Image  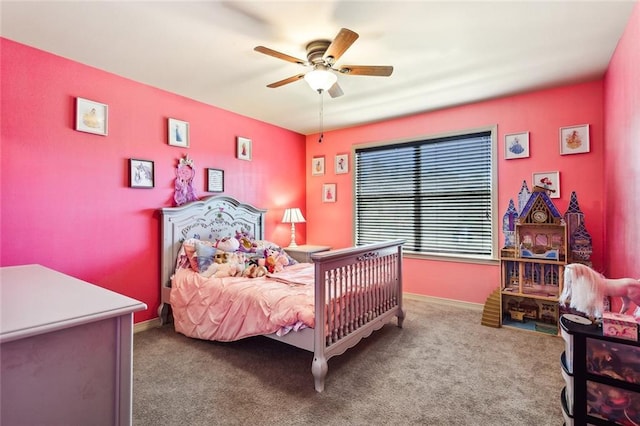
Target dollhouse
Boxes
[499,181,593,334]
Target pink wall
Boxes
[0,39,306,322]
[306,81,606,304]
[604,2,640,281]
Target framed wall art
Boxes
[335,154,349,174]
[168,118,189,147]
[75,97,108,135]
[504,132,530,159]
[322,183,336,203]
[532,171,560,199]
[312,156,325,176]
[206,168,224,192]
[560,124,590,155]
[129,159,154,188]
[236,136,252,161]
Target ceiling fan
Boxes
[254,28,393,98]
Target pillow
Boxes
[175,238,203,271]
[195,240,218,272]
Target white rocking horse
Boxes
[559,263,640,318]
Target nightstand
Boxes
[284,245,331,263]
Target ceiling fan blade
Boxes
[323,28,359,63]
[266,74,305,88]
[254,46,306,65]
[328,82,344,98]
[338,65,394,76]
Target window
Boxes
[355,128,496,259]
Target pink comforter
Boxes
[170,263,316,341]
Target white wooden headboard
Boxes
[158,195,266,322]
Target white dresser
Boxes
[0,265,147,426]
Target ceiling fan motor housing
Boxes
[306,40,332,64]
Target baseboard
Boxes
[404,292,483,311]
[134,317,162,334]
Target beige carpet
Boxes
[132,297,565,425]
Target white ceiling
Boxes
[1,1,635,135]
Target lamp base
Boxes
[288,223,298,248]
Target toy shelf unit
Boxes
[499,183,592,335]
[560,315,640,426]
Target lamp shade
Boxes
[282,208,306,224]
[304,69,337,92]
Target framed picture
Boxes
[504,132,530,159]
[75,97,108,135]
[168,118,189,148]
[560,124,590,155]
[322,183,336,203]
[335,154,349,174]
[312,156,325,176]
[532,171,560,199]
[236,136,252,161]
[129,159,154,188]
[206,168,224,192]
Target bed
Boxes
[158,195,405,392]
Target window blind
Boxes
[355,131,494,258]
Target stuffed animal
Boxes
[215,237,240,253]
[242,263,267,278]
[214,250,228,264]
[199,250,245,278]
[235,231,256,252]
[263,248,289,273]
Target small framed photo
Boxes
[129,159,154,189]
[168,118,189,148]
[560,124,590,155]
[532,171,560,199]
[75,97,108,135]
[335,154,349,174]
[322,183,336,203]
[312,156,325,176]
[206,168,224,192]
[236,137,252,161]
[504,132,530,159]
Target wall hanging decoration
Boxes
[75,97,108,135]
[236,136,252,161]
[168,118,189,148]
[129,159,154,188]
[532,171,560,198]
[322,183,336,202]
[560,124,590,155]
[335,154,349,174]
[312,156,325,176]
[206,168,224,192]
[504,132,530,159]
[174,155,198,206]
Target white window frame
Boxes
[354,126,498,262]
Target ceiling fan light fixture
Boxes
[304,69,337,92]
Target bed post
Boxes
[312,250,328,392]
[396,243,405,328]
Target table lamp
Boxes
[282,208,306,247]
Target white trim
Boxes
[404,292,483,311]
[134,318,161,334]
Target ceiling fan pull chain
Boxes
[318,90,324,143]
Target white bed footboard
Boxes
[309,240,405,392]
